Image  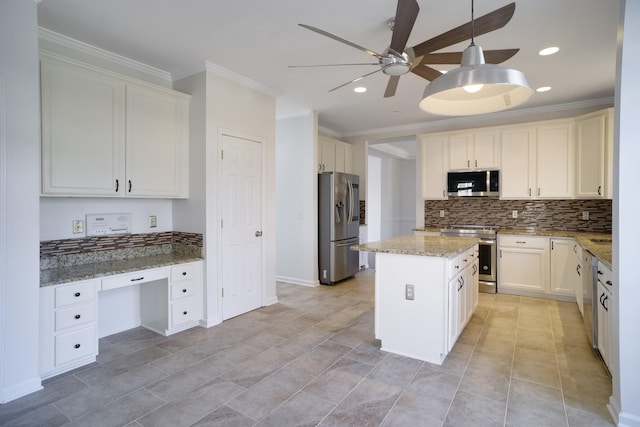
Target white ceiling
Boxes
[37,0,619,137]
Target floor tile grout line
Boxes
[548,298,572,427]
[503,294,520,427]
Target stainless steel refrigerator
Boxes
[318,171,360,285]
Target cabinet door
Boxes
[576,114,606,198]
[420,135,448,199]
[536,122,574,198]
[597,282,610,367]
[449,133,472,170]
[344,144,354,174]
[550,239,575,296]
[473,130,500,169]
[334,142,346,173]
[447,275,460,351]
[319,138,336,172]
[500,127,536,199]
[499,244,549,293]
[41,56,125,196]
[125,84,189,197]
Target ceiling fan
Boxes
[291,0,519,98]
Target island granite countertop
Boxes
[41,253,203,287]
[351,234,478,258]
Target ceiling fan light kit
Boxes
[419,44,532,116]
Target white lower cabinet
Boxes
[40,260,203,379]
[596,262,613,370]
[550,238,577,297]
[498,235,550,294]
[39,279,99,379]
[446,248,478,352]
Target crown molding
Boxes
[339,97,615,139]
[37,27,172,83]
[173,61,278,98]
[276,109,314,121]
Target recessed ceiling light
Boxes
[354,86,367,93]
[539,47,559,56]
[536,86,552,92]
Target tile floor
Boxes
[0,269,614,426]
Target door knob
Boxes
[255,231,263,237]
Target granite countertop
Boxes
[41,253,203,287]
[351,234,479,258]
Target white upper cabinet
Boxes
[500,120,573,199]
[41,55,125,196]
[40,54,190,198]
[575,108,613,199]
[318,135,353,174]
[419,134,448,200]
[125,83,189,197]
[448,130,500,170]
[500,127,536,199]
[536,121,574,199]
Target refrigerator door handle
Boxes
[335,239,359,248]
[347,179,353,224]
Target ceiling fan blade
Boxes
[412,2,516,57]
[328,69,382,92]
[410,64,443,82]
[299,24,383,59]
[384,76,401,98]
[288,63,379,68]
[389,0,420,54]
[421,48,520,64]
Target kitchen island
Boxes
[352,235,479,364]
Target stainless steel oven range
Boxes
[441,225,498,294]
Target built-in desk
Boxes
[39,257,203,379]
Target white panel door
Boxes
[221,134,263,320]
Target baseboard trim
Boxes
[0,377,42,404]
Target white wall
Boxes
[0,0,42,402]
[40,198,173,240]
[275,112,318,286]
[613,1,640,424]
[174,67,277,326]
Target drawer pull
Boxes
[516,241,526,244]
[75,314,81,320]
[74,344,81,349]
[606,280,612,286]
[182,272,187,276]
[182,288,187,293]
[183,311,188,315]
[130,277,145,282]
[597,270,603,275]
[74,292,81,297]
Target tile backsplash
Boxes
[425,199,612,233]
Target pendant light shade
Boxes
[419,45,532,115]
[419,1,532,116]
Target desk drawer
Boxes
[171,298,199,327]
[102,267,168,291]
[55,327,96,366]
[55,281,96,308]
[170,281,197,300]
[171,263,198,282]
[55,304,95,331]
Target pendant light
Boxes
[419,0,532,116]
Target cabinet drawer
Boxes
[170,263,198,282]
[102,267,168,291]
[499,235,548,249]
[55,282,96,308]
[171,298,199,327]
[449,255,463,278]
[170,281,197,300]
[55,327,96,366]
[55,304,95,331]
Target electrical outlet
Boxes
[405,284,415,300]
[439,210,445,218]
[149,215,157,228]
[512,210,518,219]
[583,211,589,220]
[72,219,84,234]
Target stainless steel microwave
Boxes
[447,170,499,197]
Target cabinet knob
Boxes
[182,288,187,293]
[182,271,187,276]
[183,311,188,315]
[74,292,81,297]
[75,314,81,320]
[74,344,81,349]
